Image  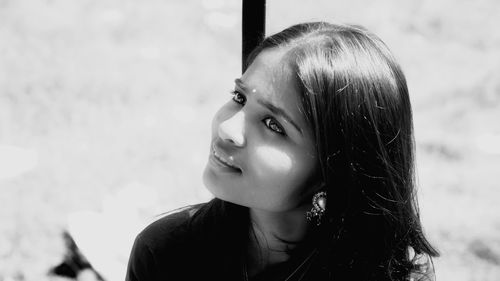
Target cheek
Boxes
[250,145,316,210]
[254,145,293,175]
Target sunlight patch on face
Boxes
[255,145,293,172]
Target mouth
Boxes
[211,144,241,172]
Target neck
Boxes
[246,204,312,276]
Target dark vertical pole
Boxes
[242,0,266,74]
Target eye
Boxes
[230,90,246,105]
[264,117,285,135]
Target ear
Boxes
[299,180,325,206]
[313,181,326,193]
[305,181,325,198]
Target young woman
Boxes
[125,22,438,281]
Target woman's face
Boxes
[203,49,320,212]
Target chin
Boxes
[202,169,242,206]
[202,166,225,199]
[202,166,214,191]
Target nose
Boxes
[218,111,246,147]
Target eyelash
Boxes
[229,90,286,135]
[230,90,246,105]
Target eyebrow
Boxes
[235,78,303,135]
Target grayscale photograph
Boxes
[0,0,499,280]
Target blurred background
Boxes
[0,0,499,280]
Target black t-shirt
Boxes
[126,201,434,281]
[125,204,218,281]
[124,203,323,281]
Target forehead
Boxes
[241,49,306,126]
[242,49,297,100]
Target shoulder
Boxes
[136,203,205,254]
[125,203,205,281]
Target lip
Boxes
[210,143,241,172]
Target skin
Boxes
[202,48,323,275]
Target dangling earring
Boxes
[306,191,327,226]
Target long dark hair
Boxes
[191,22,438,281]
